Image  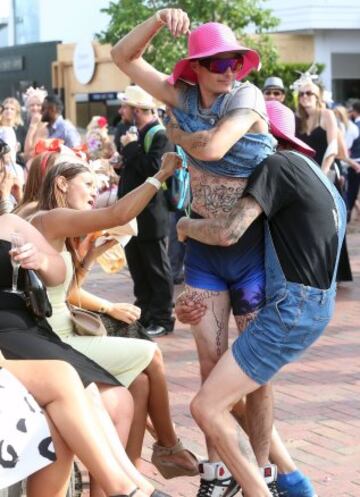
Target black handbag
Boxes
[23,269,53,319]
[96,313,153,341]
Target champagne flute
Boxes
[8,232,25,294]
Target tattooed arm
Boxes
[177,195,263,246]
[166,108,260,161]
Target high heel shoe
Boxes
[151,438,200,479]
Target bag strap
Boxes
[143,124,165,153]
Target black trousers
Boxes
[125,237,174,330]
[346,166,360,221]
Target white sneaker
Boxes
[196,461,240,497]
[262,464,280,497]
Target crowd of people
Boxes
[0,6,359,497]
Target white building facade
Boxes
[266,0,360,101]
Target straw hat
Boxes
[119,85,156,110]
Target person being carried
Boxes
[175,100,346,497]
[110,8,296,497]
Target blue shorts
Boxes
[232,282,336,384]
[184,216,265,315]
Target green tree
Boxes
[97,0,280,74]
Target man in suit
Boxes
[118,85,175,337]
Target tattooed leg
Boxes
[183,285,230,460]
[233,312,274,467]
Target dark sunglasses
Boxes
[264,89,283,97]
[299,90,317,98]
[198,56,244,74]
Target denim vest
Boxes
[172,84,276,178]
[265,151,346,304]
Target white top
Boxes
[345,120,359,150]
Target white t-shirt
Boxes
[345,120,359,150]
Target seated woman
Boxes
[0,357,171,497]
[17,153,198,477]
[0,147,156,495]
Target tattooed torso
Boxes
[190,165,248,218]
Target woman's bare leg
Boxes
[27,417,73,497]
[143,347,198,470]
[4,359,146,497]
[85,383,155,496]
[127,373,150,467]
[89,385,134,497]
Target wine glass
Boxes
[7,232,25,294]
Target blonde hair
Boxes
[334,105,350,129]
[296,82,323,134]
[86,128,115,160]
[0,98,23,127]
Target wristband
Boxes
[145,177,161,191]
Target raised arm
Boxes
[177,195,263,246]
[111,9,189,107]
[166,108,262,161]
[32,152,182,240]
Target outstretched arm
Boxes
[111,9,189,107]
[32,152,182,241]
[177,195,263,246]
[166,108,261,161]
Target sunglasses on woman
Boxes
[299,91,317,98]
[198,56,244,74]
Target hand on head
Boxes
[156,9,190,37]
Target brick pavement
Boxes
[83,228,360,497]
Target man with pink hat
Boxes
[176,100,346,497]
[111,9,305,497]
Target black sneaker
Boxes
[262,464,281,497]
[197,461,240,497]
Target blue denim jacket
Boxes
[172,83,276,178]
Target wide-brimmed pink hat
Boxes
[265,101,315,157]
[168,22,260,85]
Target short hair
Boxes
[352,100,360,114]
[44,94,64,113]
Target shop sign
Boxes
[89,92,118,101]
[73,41,95,85]
[0,55,23,73]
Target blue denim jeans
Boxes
[232,152,347,384]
